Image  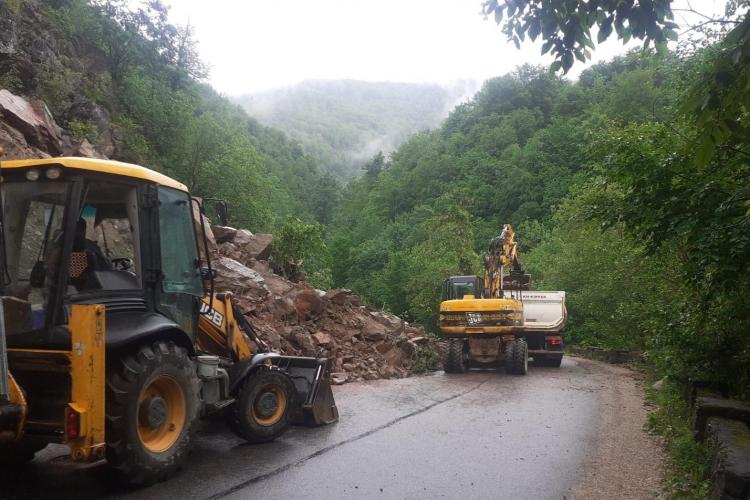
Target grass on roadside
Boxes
[645,378,713,499]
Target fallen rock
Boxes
[66,138,105,159]
[212,225,238,244]
[0,89,62,154]
[213,256,267,298]
[360,316,389,341]
[324,288,354,306]
[294,288,325,321]
[233,232,272,261]
[312,331,332,346]
[331,372,348,385]
[267,296,296,321]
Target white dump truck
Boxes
[521,291,567,367]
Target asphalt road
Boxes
[1,357,638,500]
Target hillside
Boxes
[234,79,479,179]
[0,0,337,228]
[326,52,750,400]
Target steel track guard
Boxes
[274,356,339,426]
[65,304,106,462]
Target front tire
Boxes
[105,341,200,486]
[507,338,528,375]
[443,339,467,373]
[226,368,296,443]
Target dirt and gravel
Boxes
[571,358,664,499]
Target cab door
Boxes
[155,186,203,335]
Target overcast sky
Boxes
[164,0,728,96]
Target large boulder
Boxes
[236,232,273,261]
[213,256,267,299]
[293,288,326,321]
[212,225,238,244]
[0,89,63,154]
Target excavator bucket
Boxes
[274,356,339,426]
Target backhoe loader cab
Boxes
[0,157,337,485]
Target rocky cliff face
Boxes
[0,89,440,384]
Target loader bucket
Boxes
[274,356,339,426]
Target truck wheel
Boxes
[443,339,467,373]
[226,368,295,443]
[537,355,563,368]
[507,339,528,375]
[0,440,47,465]
[105,341,200,486]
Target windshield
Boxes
[442,278,481,300]
[1,181,69,310]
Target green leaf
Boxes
[494,8,503,24]
[550,60,563,73]
[562,51,574,73]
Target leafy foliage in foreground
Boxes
[646,380,713,498]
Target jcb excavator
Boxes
[439,224,566,374]
[0,155,337,485]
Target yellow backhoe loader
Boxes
[0,155,337,485]
[439,224,566,374]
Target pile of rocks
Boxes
[207,225,438,384]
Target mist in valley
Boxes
[233,79,480,179]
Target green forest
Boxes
[2,0,749,399]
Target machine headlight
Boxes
[45,167,61,179]
[25,169,40,181]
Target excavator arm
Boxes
[484,224,527,299]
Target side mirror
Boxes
[200,267,217,280]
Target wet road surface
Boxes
[2,357,616,500]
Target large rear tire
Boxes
[105,341,200,486]
[443,339,467,373]
[226,368,296,443]
[507,338,528,375]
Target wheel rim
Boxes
[251,384,287,426]
[138,375,187,453]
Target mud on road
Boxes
[0,356,663,500]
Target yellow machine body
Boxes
[439,296,522,336]
[0,156,336,481]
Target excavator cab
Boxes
[0,157,337,484]
[441,276,484,300]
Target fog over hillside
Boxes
[233,79,479,179]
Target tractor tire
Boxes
[225,368,296,443]
[507,338,528,375]
[105,341,200,486]
[0,440,47,465]
[536,355,563,368]
[443,339,467,373]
